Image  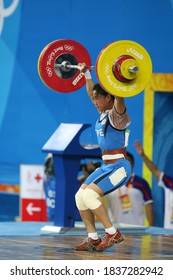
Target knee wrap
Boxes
[75,188,88,210]
[82,188,102,210]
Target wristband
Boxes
[84,70,92,79]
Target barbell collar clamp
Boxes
[128,66,139,73]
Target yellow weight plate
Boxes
[96,40,152,97]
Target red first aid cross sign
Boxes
[20,164,48,221]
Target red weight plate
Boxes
[38,39,92,93]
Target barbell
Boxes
[37,39,152,97]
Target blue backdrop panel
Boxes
[0,193,19,221]
[153,92,173,227]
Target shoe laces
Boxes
[100,233,107,241]
[101,232,117,241]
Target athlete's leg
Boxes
[75,184,97,233]
[84,183,113,228]
[80,162,131,250]
[75,184,101,250]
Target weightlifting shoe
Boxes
[96,229,124,251]
[74,237,102,251]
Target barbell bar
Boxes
[54,62,95,71]
[54,61,138,73]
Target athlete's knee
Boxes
[75,188,88,210]
[82,188,102,210]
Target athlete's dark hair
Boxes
[93,83,115,101]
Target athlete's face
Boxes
[92,93,112,112]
